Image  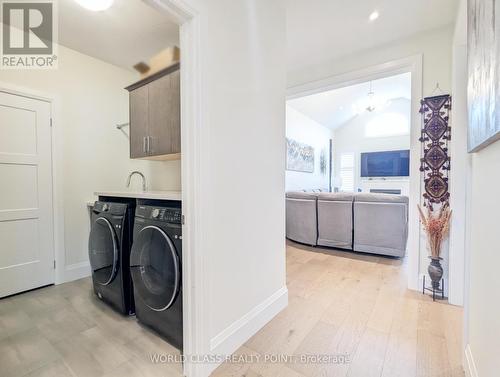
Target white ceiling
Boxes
[287,72,411,130]
[58,0,458,74]
[287,0,459,73]
[59,0,179,71]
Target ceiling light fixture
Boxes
[74,0,114,11]
[366,81,376,112]
[369,11,379,21]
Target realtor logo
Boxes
[1,0,58,69]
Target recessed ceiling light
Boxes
[74,0,114,11]
[369,11,379,21]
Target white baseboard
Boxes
[206,286,288,374]
[63,261,91,283]
[464,344,478,377]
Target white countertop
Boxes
[94,190,182,201]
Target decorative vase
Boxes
[428,257,443,290]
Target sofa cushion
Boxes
[353,193,409,257]
[317,199,353,249]
[286,191,318,200]
[354,193,409,204]
[286,193,318,245]
[317,192,354,202]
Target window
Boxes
[340,153,354,192]
[365,113,409,138]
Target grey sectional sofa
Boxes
[286,191,409,257]
[353,193,409,257]
[285,191,318,246]
[317,192,353,249]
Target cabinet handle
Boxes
[148,136,153,154]
[143,137,147,153]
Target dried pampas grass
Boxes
[418,203,452,258]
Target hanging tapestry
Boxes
[419,94,452,208]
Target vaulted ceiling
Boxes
[287,72,411,129]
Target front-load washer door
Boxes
[130,225,180,312]
[89,217,119,285]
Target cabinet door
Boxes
[148,69,181,156]
[129,85,149,158]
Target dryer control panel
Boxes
[136,205,182,224]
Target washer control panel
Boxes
[151,208,160,218]
[93,201,127,216]
[136,205,182,224]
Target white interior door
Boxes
[0,91,54,297]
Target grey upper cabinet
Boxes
[129,84,149,159]
[126,63,180,160]
[148,69,181,156]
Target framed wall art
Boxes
[286,138,315,173]
[468,0,500,152]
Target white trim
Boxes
[286,55,423,291]
[0,84,55,103]
[210,286,288,354]
[287,55,422,99]
[145,1,207,376]
[464,344,479,377]
[448,42,469,306]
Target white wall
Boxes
[288,26,453,96]
[203,0,286,351]
[0,45,181,281]
[285,105,331,191]
[332,98,410,195]
[454,0,500,375]
[180,1,287,375]
[466,142,500,377]
[449,0,469,307]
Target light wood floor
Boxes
[214,241,464,377]
[0,277,183,377]
[0,242,463,377]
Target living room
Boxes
[287,72,411,195]
[285,72,412,257]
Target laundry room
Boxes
[0,0,186,374]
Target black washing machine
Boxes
[130,203,183,350]
[88,200,135,315]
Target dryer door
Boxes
[88,217,119,285]
[130,225,180,312]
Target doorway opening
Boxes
[0,1,204,375]
[285,56,423,291]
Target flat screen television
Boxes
[360,150,410,177]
